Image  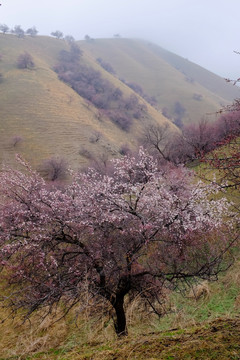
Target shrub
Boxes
[54,49,147,131]
[107,110,133,131]
[96,57,116,74]
[17,52,35,69]
[40,157,68,182]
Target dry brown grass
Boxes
[0,34,175,171]
[1,34,238,171]
[0,270,240,359]
[0,300,72,359]
[2,317,239,360]
[188,281,211,301]
[79,38,239,125]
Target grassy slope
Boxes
[1,320,240,359]
[80,38,240,124]
[147,40,240,101]
[0,259,239,359]
[0,34,172,169]
[28,318,240,360]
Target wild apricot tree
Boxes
[0,150,236,336]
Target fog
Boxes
[1,0,240,79]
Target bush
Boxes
[89,131,101,143]
[125,81,158,107]
[40,157,68,181]
[54,49,147,131]
[96,57,116,74]
[10,135,23,147]
[58,43,82,63]
[79,147,93,159]
[107,110,133,131]
[173,101,186,123]
[17,52,35,69]
[119,144,131,155]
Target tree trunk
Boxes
[113,296,127,336]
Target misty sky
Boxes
[1,0,240,79]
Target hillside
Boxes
[80,38,240,124]
[1,258,240,358]
[0,34,239,359]
[0,34,239,169]
[0,34,172,169]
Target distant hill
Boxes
[80,38,240,124]
[0,34,239,169]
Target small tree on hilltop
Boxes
[0,24,9,34]
[84,34,91,41]
[0,150,236,336]
[17,52,35,69]
[65,35,75,43]
[26,26,38,37]
[12,25,25,38]
[51,30,63,39]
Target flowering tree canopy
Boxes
[0,149,236,335]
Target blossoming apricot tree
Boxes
[0,149,236,335]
